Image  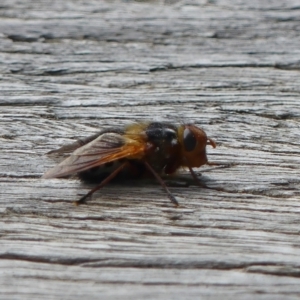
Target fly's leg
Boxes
[75,161,129,205]
[187,165,209,189]
[143,161,179,207]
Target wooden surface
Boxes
[1,0,300,299]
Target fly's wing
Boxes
[46,128,125,159]
[42,131,146,179]
[47,132,102,156]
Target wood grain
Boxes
[1,0,300,299]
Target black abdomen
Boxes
[78,159,147,183]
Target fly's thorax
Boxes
[143,122,181,173]
[145,122,178,144]
[177,124,209,168]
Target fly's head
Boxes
[178,124,216,168]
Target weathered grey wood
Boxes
[1,0,300,299]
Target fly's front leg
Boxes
[187,165,209,189]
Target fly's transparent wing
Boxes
[43,132,146,178]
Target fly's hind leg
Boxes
[75,161,129,205]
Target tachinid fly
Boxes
[43,122,216,206]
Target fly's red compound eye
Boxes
[183,128,197,152]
